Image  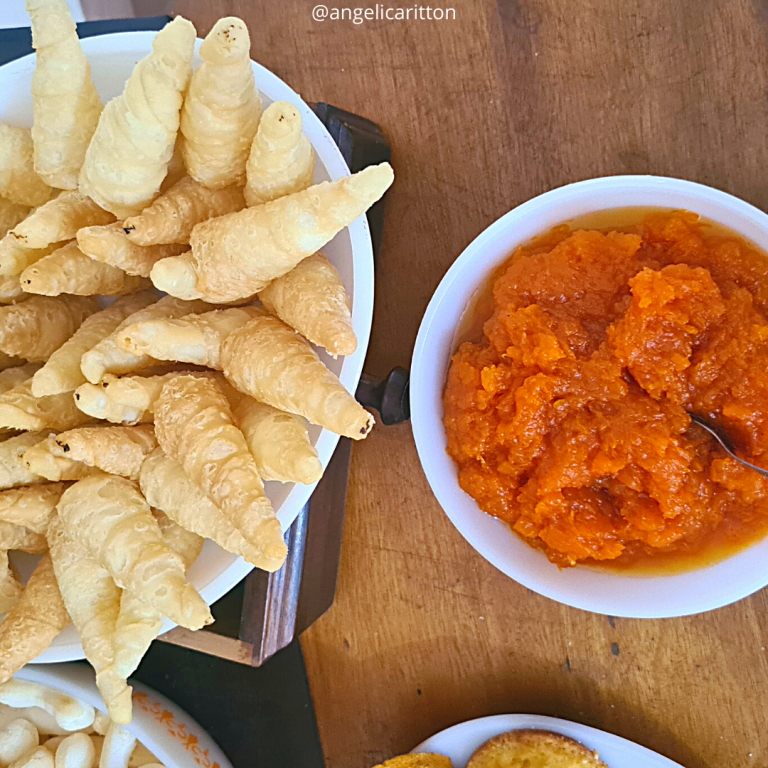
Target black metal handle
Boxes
[356,367,410,425]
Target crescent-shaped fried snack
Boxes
[0,550,22,614]
[26,0,103,190]
[78,17,196,218]
[153,507,204,567]
[56,475,212,629]
[79,296,210,384]
[0,364,40,395]
[244,101,314,207]
[20,243,148,297]
[11,192,114,250]
[76,223,189,278]
[0,275,23,305]
[74,371,218,425]
[0,235,64,277]
[0,294,99,361]
[31,291,157,397]
[0,556,69,684]
[0,381,91,431]
[232,396,321,484]
[0,520,47,552]
[0,354,26,373]
[47,513,129,724]
[48,425,157,480]
[259,253,356,356]
[140,448,274,566]
[22,438,101,482]
[117,306,264,369]
[0,432,48,489]
[0,483,65,533]
[123,177,246,246]
[0,199,31,240]
[0,124,52,207]
[155,163,393,303]
[221,314,373,438]
[179,17,262,189]
[154,375,286,571]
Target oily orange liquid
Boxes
[446,208,768,575]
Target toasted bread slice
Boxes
[374,754,453,768]
[467,729,608,767]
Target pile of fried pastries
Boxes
[0,1,393,726]
[0,678,166,768]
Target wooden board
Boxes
[177,1,768,766]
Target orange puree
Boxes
[443,211,768,568]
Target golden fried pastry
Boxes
[373,756,453,768]
[0,123,52,207]
[466,730,608,768]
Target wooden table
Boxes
[176,2,768,766]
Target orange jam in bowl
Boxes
[442,210,768,570]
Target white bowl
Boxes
[412,713,682,767]
[0,30,375,659]
[14,663,234,768]
[411,175,768,619]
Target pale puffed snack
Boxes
[47,513,129,724]
[221,314,373,438]
[0,550,22,614]
[0,200,31,240]
[48,425,157,480]
[74,371,219,425]
[0,294,99,361]
[0,364,40,395]
[0,124,52,208]
[78,17,197,218]
[0,381,92,431]
[76,223,189,278]
[0,521,47,553]
[116,305,265,369]
[0,236,64,278]
[155,163,393,302]
[21,438,101,482]
[259,252,357,356]
[0,680,93,733]
[31,291,157,397]
[20,243,148,297]
[55,475,212,630]
[140,448,279,566]
[50,732,95,768]
[99,723,135,768]
[179,17,262,189]
[26,0,104,190]
[0,432,48,490]
[0,275,24,305]
[231,396,321,484]
[154,374,287,571]
[79,296,210,384]
[122,176,246,246]
[0,718,39,765]
[10,192,114,250]
[0,483,66,533]
[0,556,69,685]
[244,100,314,206]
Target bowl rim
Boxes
[14,662,234,768]
[0,29,375,659]
[411,174,768,618]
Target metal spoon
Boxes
[688,413,768,479]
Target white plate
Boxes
[413,714,683,768]
[0,30,375,660]
[16,663,234,768]
[411,175,768,618]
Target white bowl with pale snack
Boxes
[0,663,233,768]
[0,4,391,688]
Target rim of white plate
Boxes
[0,30,374,660]
[411,174,768,618]
[412,713,683,767]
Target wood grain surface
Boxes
[176,1,768,766]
